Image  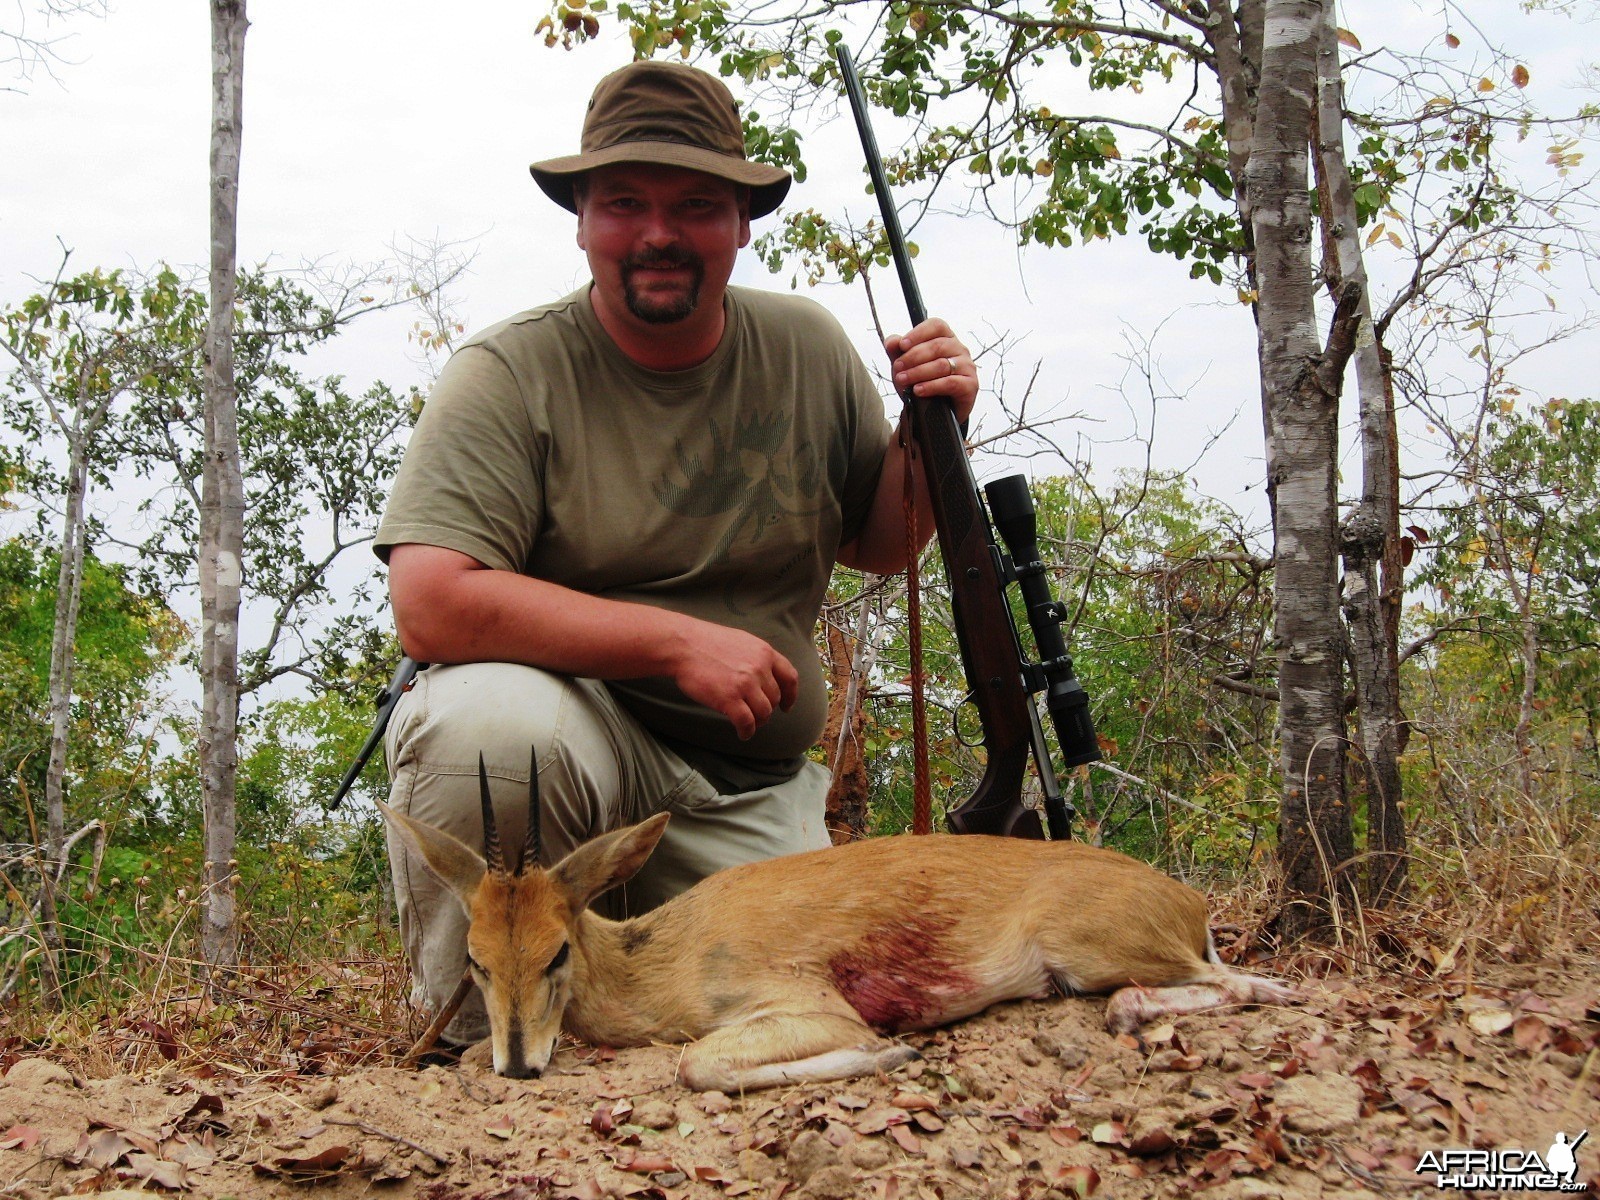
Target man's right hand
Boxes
[665,618,798,741]
[389,543,797,741]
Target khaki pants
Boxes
[383,661,831,1043]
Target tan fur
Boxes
[380,805,1293,1090]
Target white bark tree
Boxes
[1242,0,1360,935]
[1313,9,1406,903]
[200,0,247,976]
[2,263,203,1001]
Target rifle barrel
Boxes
[834,47,927,328]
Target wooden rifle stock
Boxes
[914,400,1050,839]
[835,45,1050,839]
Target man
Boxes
[375,60,979,1045]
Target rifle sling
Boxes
[902,405,933,836]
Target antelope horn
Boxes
[520,745,542,875]
[478,753,507,876]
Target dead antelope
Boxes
[379,754,1293,1092]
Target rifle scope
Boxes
[984,475,1102,770]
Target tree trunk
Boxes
[1244,0,1356,938]
[1510,560,1540,802]
[200,0,247,977]
[1207,0,1259,214]
[1313,9,1408,904]
[36,445,93,1005]
[822,608,872,844]
[44,454,86,862]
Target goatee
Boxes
[621,249,705,324]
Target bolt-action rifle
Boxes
[835,44,1101,840]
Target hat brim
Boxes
[530,141,792,218]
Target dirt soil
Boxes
[3,957,1597,1199]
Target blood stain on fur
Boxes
[827,911,976,1032]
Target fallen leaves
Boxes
[252,1143,365,1181]
[947,1142,983,1170]
[63,1123,211,1192]
[51,1085,231,1194]
[1460,992,1593,1057]
[127,1018,183,1062]
[1128,1127,1178,1158]
[615,1150,677,1173]
[4,967,1596,1200]
[1145,1024,1207,1072]
[1055,1163,1101,1196]
[886,1123,921,1154]
[1089,1120,1125,1147]
[1466,1004,1513,1036]
[0,1125,41,1151]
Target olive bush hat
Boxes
[529,60,792,218]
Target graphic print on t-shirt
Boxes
[652,409,825,565]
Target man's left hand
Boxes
[885,318,978,430]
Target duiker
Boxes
[380,755,1292,1091]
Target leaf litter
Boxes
[1,953,1596,1199]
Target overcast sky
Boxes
[3,1,1595,533]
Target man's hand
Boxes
[666,618,799,741]
[885,316,979,429]
[835,316,980,575]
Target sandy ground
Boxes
[3,954,1597,1199]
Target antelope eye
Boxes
[548,942,570,972]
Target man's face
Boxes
[576,163,751,327]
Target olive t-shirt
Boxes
[375,284,892,781]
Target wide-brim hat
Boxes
[529,60,792,219]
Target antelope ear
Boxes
[378,801,487,911]
[551,813,671,911]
